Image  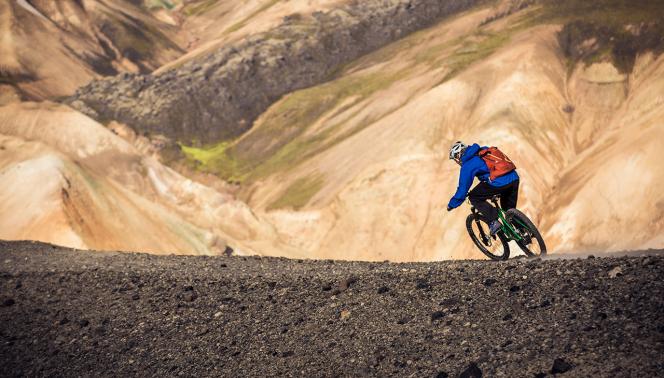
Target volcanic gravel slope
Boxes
[1,241,663,377]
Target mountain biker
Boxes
[446,141,519,236]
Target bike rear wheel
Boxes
[465,213,510,261]
[506,208,547,257]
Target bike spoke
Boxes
[466,213,510,261]
[473,222,502,254]
[504,208,547,257]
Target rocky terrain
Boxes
[1,241,663,376]
[69,0,482,142]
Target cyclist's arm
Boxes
[447,162,479,209]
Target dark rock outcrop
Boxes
[68,0,482,144]
[551,358,573,374]
[557,18,664,74]
[459,362,482,378]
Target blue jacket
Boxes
[447,143,519,209]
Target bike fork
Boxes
[473,216,492,247]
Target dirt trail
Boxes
[1,241,662,376]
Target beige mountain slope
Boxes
[542,55,664,253]
[0,102,299,256]
[0,0,345,101]
[3,1,662,261]
[187,5,663,261]
[0,0,182,101]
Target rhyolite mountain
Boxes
[2,0,664,260]
[0,0,183,101]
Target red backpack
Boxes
[479,147,516,181]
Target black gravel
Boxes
[1,241,663,377]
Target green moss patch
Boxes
[180,141,249,182]
[436,30,513,83]
[145,0,176,10]
[223,0,280,35]
[183,0,218,16]
[238,71,402,172]
[180,70,402,184]
[266,175,325,211]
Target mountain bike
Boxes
[465,196,546,260]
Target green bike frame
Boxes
[496,207,530,242]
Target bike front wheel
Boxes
[466,213,510,261]
[506,208,547,257]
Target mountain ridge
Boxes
[68,0,485,143]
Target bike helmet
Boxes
[449,141,467,161]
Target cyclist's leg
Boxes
[468,182,500,223]
[499,180,519,210]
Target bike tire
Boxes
[506,208,547,257]
[465,213,510,261]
